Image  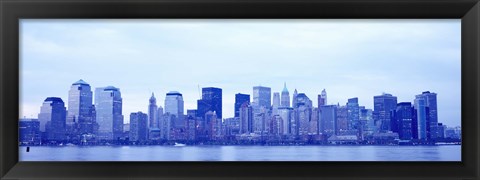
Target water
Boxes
[19,145,461,161]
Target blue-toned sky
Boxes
[20,19,461,127]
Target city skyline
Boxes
[20,19,461,127]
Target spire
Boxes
[282,82,289,93]
[149,92,156,104]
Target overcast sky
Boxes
[19,19,461,127]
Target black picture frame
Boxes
[1,0,479,179]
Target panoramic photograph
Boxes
[19,19,461,161]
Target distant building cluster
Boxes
[19,80,462,146]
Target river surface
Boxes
[19,145,461,161]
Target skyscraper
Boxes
[129,112,148,142]
[38,97,67,141]
[318,89,327,107]
[281,82,290,107]
[417,91,438,139]
[239,102,253,134]
[347,97,360,132]
[319,105,337,137]
[278,107,293,135]
[252,86,271,109]
[95,86,124,141]
[414,95,429,140]
[234,93,250,117]
[294,93,312,108]
[292,89,298,108]
[165,91,184,128]
[148,93,158,129]
[272,92,280,115]
[360,107,374,135]
[373,93,398,133]
[197,87,222,120]
[67,79,95,134]
[392,102,414,140]
[336,105,348,135]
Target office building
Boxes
[318,89,327,107]
[234,93,250,117]
[148,93,158,129]
[281,82,290,107]
[414,95,429,140]
[129,112,148,142]
[38,97,67,141]
[416,91,438,139]
[319,105,337,137]
[239,102,253,134]
[67,79,95,135]
[252,86,271,109]
[165,91,184,128]
[392,102,414,140]
[19,118,41,145]
[373,93,398,132]
[347,97,360,131]
[278,107,293,135]
[95,86,124,141]
[272,92,280,115]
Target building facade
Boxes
[95,86,124,141]
[252,86,271,109]
[234,93,250,117]
[129,112,148,142]
[38,97,67,142]
[373,93,398,133]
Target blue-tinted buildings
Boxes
[347,97,360,132]
[234,93,250,117]
[197,87,222,120]
[417,91,438,139]
[165,91,184,128]
[253,86,271,109]
[19,118,41,145]
[414,95,429,140]
[280,83,290,107]
[391,102,414,140]
[148,93,158,129]
[67,79,96,135]
[373,93,398,133]
[129,112,148,142]
[95,86,124,141]
[39,97,67,142]
[319,105,337,136]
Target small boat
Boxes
[174,142,186,147]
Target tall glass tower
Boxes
[165,91,184,128]
[148,93,158,129]
[417,91,438,139]
[347,97,360,131]
[393,102,414,140]
[199,87,222,119]
[280,83,290,107]
[38,97,67,141]
[67,79,94,134]
[272,92,280,115]
[95,86,123,141]
[129,111,148,142]
[234,93,250,117]
[373,93,398,133]
[414,95,429,140]
[253,86,271,109]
